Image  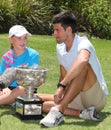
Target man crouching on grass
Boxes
[39,11,108,127]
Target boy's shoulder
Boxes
[26,47,39,55]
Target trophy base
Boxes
[16,113,44,120]
[15,96,44,120]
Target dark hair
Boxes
[52,11,77,33]
[10,44,14,49]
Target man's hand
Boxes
[54,87,65,104]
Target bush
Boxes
[62,0,111,39]
[10,0,53,34]
[0,0,53,35]
[0,0,13,33]
[81,0,111,39]
[0,0,111,39]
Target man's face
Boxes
[53,23,69,44]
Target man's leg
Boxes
[40,65,99,127]
[39,69,87,127]
[38,93,54,101]
[40,66,88,114]
[56,66,89,113]
[38,65,89,115]
[39,66,89,120]
[38,93,81,116]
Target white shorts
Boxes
[68,81,106,111]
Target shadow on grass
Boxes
[64,111,111,127]
[0,105,111,126]
[0,105,14,116]
[0,106,40,125]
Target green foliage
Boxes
[10,0,52,34]
[81,0,111,39]
[0,0,13,33]
[0,0,111,39]
[0,0,53,34]
[54,0,111,39]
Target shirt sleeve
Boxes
[77,37,95,54]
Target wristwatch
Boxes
[57,82,66,88]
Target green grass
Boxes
[0,34,111,130]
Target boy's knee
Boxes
[12,86,26,96]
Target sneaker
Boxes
[79,106,100,121]
[40,107,64,127]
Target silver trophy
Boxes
[15,66,47,120]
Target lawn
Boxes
[0,34,111,130]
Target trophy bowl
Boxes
[16,66,47,87]
[15,66,48,120]
[16,66,47,99]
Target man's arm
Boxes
[60,49,90,86]
[54,65,66,104]
[59,65,67,82]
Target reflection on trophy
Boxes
[15,66,47,120]
[0,68,17,90]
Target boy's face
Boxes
[9,34,28,51]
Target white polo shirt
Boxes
[56,34,108,95]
